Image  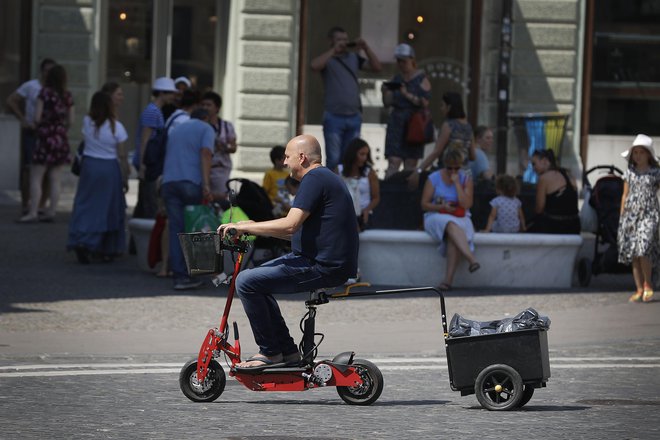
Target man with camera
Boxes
[311,26,381,171]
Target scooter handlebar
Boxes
[217,227,250,253]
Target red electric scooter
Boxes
[178,230,548,410]
[177,231,385,405]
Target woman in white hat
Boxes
[617,134,660,303]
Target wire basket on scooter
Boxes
[178,232,222,276]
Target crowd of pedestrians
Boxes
[5,40,657,297]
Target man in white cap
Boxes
[174,76,192,91]
[311,26,381,171]
[132,76,177,220]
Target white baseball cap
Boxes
[152,77,177,92]
[621,134,658,162]
[394,43,415,59]
[174,76,191,88]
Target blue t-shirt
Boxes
[132,102,165,169]
[162,119,215,186]
[322,52,365,115]
[292,166,359,276]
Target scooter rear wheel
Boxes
[336,359,384,406]
[179,358,226,402]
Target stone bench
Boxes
[358,229,583,288]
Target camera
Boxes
[383,81,402,90]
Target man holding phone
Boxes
[311,26,382,171]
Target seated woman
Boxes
[527,149,580,234]
[338,138,381,231]
[422,146,480,291]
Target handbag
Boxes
[71,140,85,176]
[406,109,434,145]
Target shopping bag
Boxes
[220,206,256,241]
[184,204,221,233]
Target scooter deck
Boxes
[232,364,310,375]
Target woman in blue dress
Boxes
[67,91,129,263]
[422,147,480,291]
[382,43,432,178]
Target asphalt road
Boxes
[1,189,659,439]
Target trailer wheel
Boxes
[475,364,523,411]
[577,258,592,287]
[517,385,535,408]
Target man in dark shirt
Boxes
[218,134,358,368]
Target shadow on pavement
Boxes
[0,202,632,313]
[466,404,590,411]
[239,398,450,406]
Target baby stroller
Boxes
[577,165,627,286]
[225,178,289,267]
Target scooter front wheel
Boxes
[337,359,384,406]
[179,358,226,402]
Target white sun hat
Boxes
[152,77,177,92]
[621,134,659,162]
[174,76,192,88]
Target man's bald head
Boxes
[284,134,324,181]
[289,135,322,164]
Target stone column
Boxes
[480,0,583,175]
[224,0,299,176]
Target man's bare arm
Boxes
[220,207,309,241]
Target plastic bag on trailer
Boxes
[496,308,551,333]
[448,307,551,337]
[448,315,501,337]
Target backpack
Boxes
[143,112,185,181]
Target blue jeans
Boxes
[322,111,362,171]
[235,253,348,357]
[161,181,203,282]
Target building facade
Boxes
[1,0,658,186]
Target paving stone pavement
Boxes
[1,361,659,439]
[1,188,659,439]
